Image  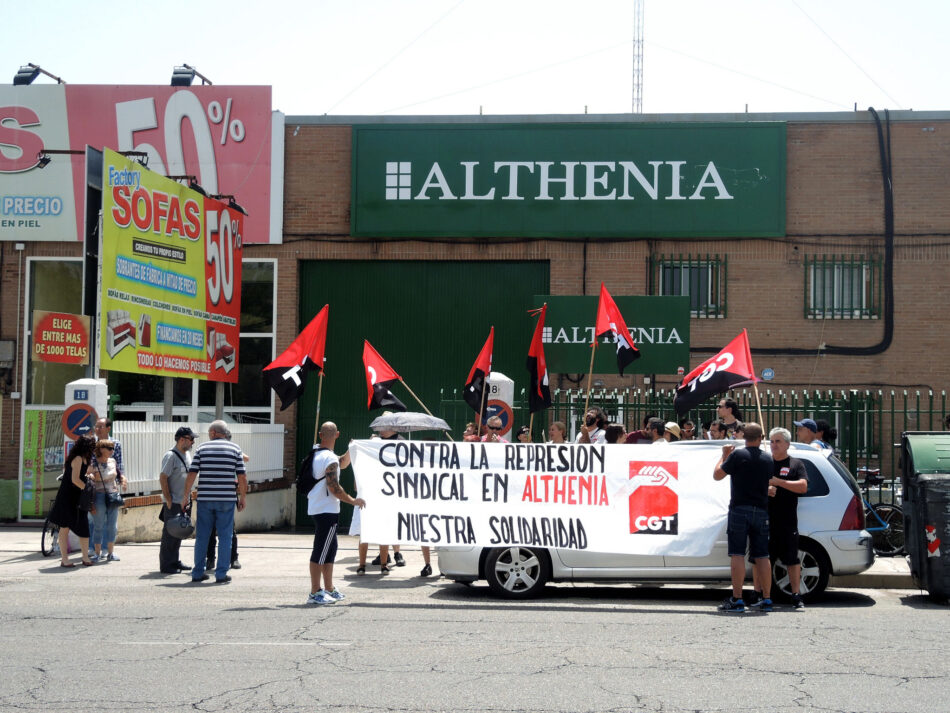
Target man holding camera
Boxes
[158,426,195,574]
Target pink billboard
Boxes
[0,85,277,244]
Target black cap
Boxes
[175,426,197,441]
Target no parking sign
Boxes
[61,403,98,441]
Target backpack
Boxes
[296,446,328,495]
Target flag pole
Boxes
[312,371,325,445]
[753,381,765,430]
[583,341,597,418]
[400,379,455,442]
[476,379,489,439]
[529,412,534,442]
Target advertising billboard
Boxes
[100,149,242,382]
[352,123,786,238]
[0,85,276,243]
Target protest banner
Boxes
[349,440,732,556]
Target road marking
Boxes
[122,641,353,647]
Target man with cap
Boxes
[794,418,820,446]
[158,426,196,573]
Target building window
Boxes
[650,254,726,318]
[805,255,880,319]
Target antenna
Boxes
[632,0,644,113]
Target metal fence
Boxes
[440,386,950,502]
[113,422,287,495]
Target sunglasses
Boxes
[489,426,502,431]
[101,445,115,451]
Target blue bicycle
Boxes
[858,467,905,557]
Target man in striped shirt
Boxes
[181,420,247,584]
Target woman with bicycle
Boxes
[90,439,125,562]
[47,435,96,568]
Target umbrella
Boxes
[370,411,452,433]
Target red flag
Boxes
[526,306,552,413]
[464,328,494,414]
[673,329,757,414]
[362,341,407,412]
[263,305,328,411]
[595,283,640,375]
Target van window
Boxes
[799,459,831,497]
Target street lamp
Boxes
[13,63,65,85]
[170,64,212,86]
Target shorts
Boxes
[769,519,800,566]
[310,513,339,565]
[727,505,770,560]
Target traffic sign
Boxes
[61,403,99,440]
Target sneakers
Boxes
[718,597,746,613]
[394,552,406,567]
[420,563,433,577]
[371,555,381,565]
[205,558,215,572]
[307,590,333,605]
[747,594,773,613]
[231,558,242,570]
[107,553,120,562]
[746,590,762,607]
[791,594,805,611]
[325,588,345,601]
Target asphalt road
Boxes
[0,529,947,713]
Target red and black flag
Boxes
[595,283,640,376]
[673,329,757,414]
[263,305,328,411]
[464,327,494,414]
[526,305,552,413]
[362,341,407,412]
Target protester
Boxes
[204,426,247,572]
[462,422,480,442]
[89,439,125,562]
[48,435,96,568]
[794,418,819,446]
[708,420,726,440]
[646,417,666,443]
[717,398,742,437]
[88,417,125,558]
[624,413,657,444]
[515,425,531,443]
[664,422,681,442]
[576,406,608,444]
[679,419,697,440]
[360,423,402,574]
[732,422,745,440]
[762,427,809,610]
[713,422,773,613]
[548,421,567,443]
[481,416,509,443]
[158,427,195,574]
[604,423,626,444]
[814,419,837,450]
[306,422,365,604]
[182,420,247,584]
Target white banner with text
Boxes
[349,440,732,556]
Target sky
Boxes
[5,0,948,117]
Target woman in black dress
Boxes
[48,434,96,567]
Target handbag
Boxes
[78,479,96,512]
[106,491,125,507]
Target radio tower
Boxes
[632,0,644,113]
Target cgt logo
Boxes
[628,460,679,535]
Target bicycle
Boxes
[41,499,60,557]
[857,467,905,556]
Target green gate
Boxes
[295,260,549,526]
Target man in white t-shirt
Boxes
[307,422,365,605]
[575,406,608,444]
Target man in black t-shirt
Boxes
[713,422,773,612]
[765,427,809,609]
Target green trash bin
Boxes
[901,432,950,602]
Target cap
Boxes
[665,422,682,439]
[516,425,530,436]
[174,426,197,440]
[793,418,818,433]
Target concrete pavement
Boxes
[0,524,916,590]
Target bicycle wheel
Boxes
[41,518,59,557]
[871,504,904,556]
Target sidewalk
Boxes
[0,525,916,590]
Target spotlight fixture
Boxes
[34,148,83,169]
[210,194,248,216]
[120,150,149,167]
[170,64,212,87]
[37,154,51,169]
[167,175,206,196]
[13,63,65,85]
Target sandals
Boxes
[357,565,366,575]
[60,562,76,568]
